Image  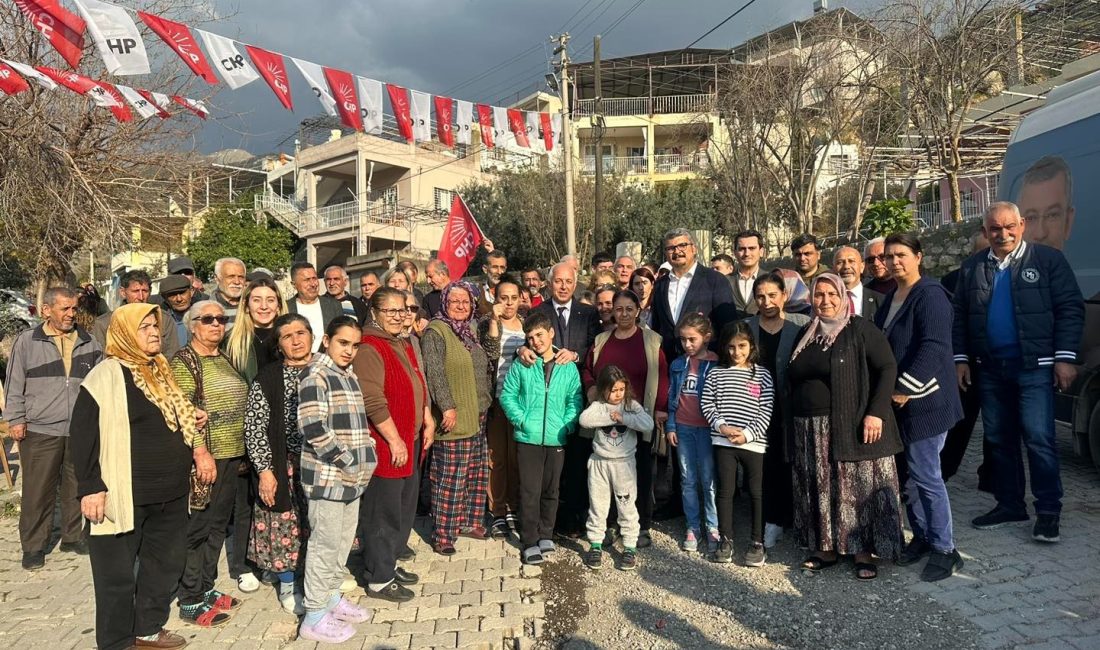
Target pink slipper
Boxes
[299,612,354,644]
[329,597,372,624]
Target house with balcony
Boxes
[255,116,539,275]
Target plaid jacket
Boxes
[297,353,377,501]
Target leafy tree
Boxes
[861,198,915,238]
[186,193,297,279]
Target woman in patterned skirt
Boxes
[244,314,315,614]
[788,273,904,581]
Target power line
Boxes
[685,0,762,49]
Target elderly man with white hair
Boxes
[863,237,897,295]
[213,257,248,330]
[833,245,883,319]
[323,264,368,326]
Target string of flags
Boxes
[2,0,563,150]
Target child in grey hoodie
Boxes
[578,365,654,571]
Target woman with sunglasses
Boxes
[169,301,250,627]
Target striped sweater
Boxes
[700,365,774,453]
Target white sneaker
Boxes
[339,573,358,593]
[237,573,261,593]
[280,590,305,615]
[763,524,783,549]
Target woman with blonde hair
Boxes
[383,267,413,292]
[224,277,287,383]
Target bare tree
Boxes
[0,1,224,299]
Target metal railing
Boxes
[579,153,708,176]
[256,192,428,236]
[913,174,1000,230]
[654,153,707,174]
[573,93,716,117]
[580,155,647,175]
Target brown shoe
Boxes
[133,629,188,648]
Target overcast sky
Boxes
[197,0,872,155]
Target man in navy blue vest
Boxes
[952,202,1084,543]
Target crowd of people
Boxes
[0,200,1085,648]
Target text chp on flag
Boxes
[4,0,565,147]
[438,195,485,280]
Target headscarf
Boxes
[434,281,480,351]
[790,273,852,361]
[105,303,199,441]
[777,269,810,314]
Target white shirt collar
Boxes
[670,261,698,281]
[988,241,1027,271]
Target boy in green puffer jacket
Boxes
[499,311,583,565]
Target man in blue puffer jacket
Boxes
[952,201,1084,544]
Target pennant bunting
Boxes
[476,104,494,148]
[246,46,292,110]
[97,82,132,121]
[357,77,383,135]
[540,112,554,150]
[292,58,337,116]
[434,95,454,147]
[455,100,473,146]
[198,30,259,89]
[36,65,96,93]
[410,90,431,142]
[13,0,86,69]
[492,106,512,148]
[116,84,157,120]
[551,113,563,149]
[73,0,151,75]
[387,84,413,141]
[137,11,217,84]
[0,61,31,96]
[438,194,484,279]
[172,95,209,119]
[3,59,57,90]
[138,89,171,118]
[323,67,362,131]
[507,109,530,148]
[526,111,541,150]
[38,65,132,121]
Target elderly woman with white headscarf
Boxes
[787,273,904,581]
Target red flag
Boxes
[507,109,530,148]
[246,46,293,110]
[14,0,86,69]
[38,66,134,122]
[386,84,413,141]
[540,112,554,151]
[438,195,484,279]
[36,65,94,94]
[476,104,494,148]
[138,90,171,118]
[137,12,217,84]
[172,95,209,119]
[97,83,132,122]
[0,62,31,96]
[434,95,454,148]
[323,67,362,131]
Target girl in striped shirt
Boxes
[701,321,774,567]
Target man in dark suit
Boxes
[287,261,344,351]
[518,262,601,536]
[834,246,883,320]
[651,228,739,359]
[732,229,765,316]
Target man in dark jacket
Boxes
[953,202,1084,543]
[288,262,344,351]
[323,264,369,326]
[5,286,103,570]
[650,228,738,359]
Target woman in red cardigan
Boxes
[351,287,436,602]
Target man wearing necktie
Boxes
[834,246,883,321]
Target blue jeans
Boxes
[978,358,1063,515]
[674,424,718,533]
[905,432,954,553]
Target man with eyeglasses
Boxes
[863,237,897,295]
[650,228,737,359]
[93,268,180,359]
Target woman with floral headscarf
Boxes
[71,303,207,650]
[788,273,903,581]
[420,281,500,555]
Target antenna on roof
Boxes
[814,0,827,14]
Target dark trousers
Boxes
[18,431,82,553]
[179,457,240,605]
[359,442,420,585]
[635,437,655,531]
[417,446,433,516]
[556,435,593,534]
[762,442,794,529]
[486,406,519,518]
[227,469,255,579]
[89,496,188,650]
[516,443,565,547]
[715,447,764,543]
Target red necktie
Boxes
[847,290,856,316]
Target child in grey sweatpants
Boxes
[578,365,654,571]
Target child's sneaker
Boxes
[298,611,354,644]
[681,530,699,553]
[744,542,766,567]
[584,546,603,570]
[618,549,638,571]
[711,538,734,564]
[707,529,721,552]
[764,523,783,549]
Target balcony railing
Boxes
[581,155,647,175]
[654,153,708,174]
[256,193,423,235]
[579,153,707,177]
[573,93,715,117]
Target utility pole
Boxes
[593,34,604,253]
[552,33,577,257]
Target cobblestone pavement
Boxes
[0,423,1097,649]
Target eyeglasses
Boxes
[665,241,692,254]
[865,255,885,263]
[376,308,408,319]
[447,299,472,307]
[192,315,229,326]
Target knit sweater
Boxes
[170,349,248,459]
[579,400,655,460]
[700,365,773,453]
[421,320,497,440]
[353,329,427,479]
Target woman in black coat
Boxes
[789,273,903,580]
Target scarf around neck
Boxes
[433,281,480,351]
[790,273,852,361]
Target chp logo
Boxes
[449,215,476,260]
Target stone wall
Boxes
[763,218,985,280]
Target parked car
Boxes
[998,68,1100,469]
[0,289,39,340]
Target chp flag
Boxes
[13,0,86,69]
[438,194,484,280]
[73,0,150,75]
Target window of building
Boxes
[434,187,457,213]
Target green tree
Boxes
[861,198,915,238]
[186,193,296,278]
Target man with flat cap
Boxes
[151,256,209,307]
[159,274,193,350]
